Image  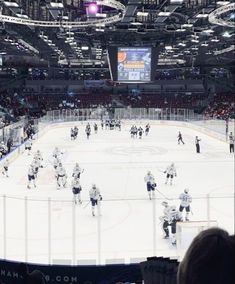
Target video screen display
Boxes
[117,47,151,82]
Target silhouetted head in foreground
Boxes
[177,227,235,284]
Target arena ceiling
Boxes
[0,0,234,68]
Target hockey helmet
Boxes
[147,171,151,175]
[92,184,96,188]
[171,205,176,211]
[184,188,189,194]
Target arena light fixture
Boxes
[222,31,232,37]
[0,0,125,28]
[216,1,230,6]
[137,11,149,16]
[3,1,19,7]
[158,12,171,16]
[16,14,29,19]
[170,0,183,3]
[196,13,208,18]
[88,3,99,14]
[165,45,173,50]
[209,3,235,27]
[182,24,193,28]
[96,13,107,18]
[50,2,64,8]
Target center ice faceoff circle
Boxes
[106,145,168,156]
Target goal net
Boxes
[176,220,218,260]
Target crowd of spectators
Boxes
[204,93,235,119]
[1,88,234,129]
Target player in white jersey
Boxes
[27,164,36,189]
[164,163,177,185]
[25,139,32,155]
[167,206,182,245]
[72,163,83,179]
[56,163,67,189]
[144,171,156,200]
[145,124,150,136]
[89,184,102,216]
[53,147,63,159]
[71,176,82,204]
[53,156,61,170]
[2,159,9,177]
[32,157,41,178]
[34,150,43,168]
[179,189,192,221]
[159,201,172,239]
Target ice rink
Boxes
[0,120,234,265]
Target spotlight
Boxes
[88,3,99,15]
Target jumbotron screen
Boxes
[117,47,151,82]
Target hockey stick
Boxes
[155,188,173,201]
[83,200,90,209]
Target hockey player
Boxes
[53,156,61,170]
[110,120,115,130]
[85,124,91,139]
[168,206,182,245]
[117,120,121,131]
[145,124,150,136]
[101,120,104,130]
[25,139,32,155]
[94,123,98,134]
[178,131,185,145]
[89,184,102,216]
[73,126,78,140]
[133,125,138,138]
[2,159,9,177]
[71,176,82,204]
[70,128,75,140]
[27,164,36,189]
[144,171,156,200]
[159,201,172,239]
[130,126,135,138]
[72,163,83,178]
[138,127,144,139]
[56,163,67,189]
[34,150,43,168]
[195,136,201,153]
[32,157,41,178]
[105,120,109,130]
[164,163,177,185]
[179,189,192,221]
[229,132,234,153]
[0,141,7,159]
[53,147,63,159]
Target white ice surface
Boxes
[0,121,234,264]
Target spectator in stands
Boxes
[17,263,46,284]
[177,227,235,284]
